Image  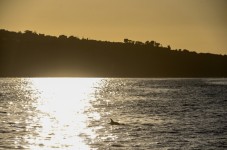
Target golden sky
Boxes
[0,0,226,54]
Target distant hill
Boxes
[0,29,227,77]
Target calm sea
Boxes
[0,78,227,149]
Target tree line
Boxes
[0,29,227,77]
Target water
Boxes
[0,78,227,149]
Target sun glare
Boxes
[31,78,99,113]
[26,78,102,149]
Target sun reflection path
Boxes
[27,78,102,149]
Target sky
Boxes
[0,0,226,54]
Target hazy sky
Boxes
[0,0,226,54]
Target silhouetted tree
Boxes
[154,42,160,47]
[68,35,79,40]
[124,38,134,44]
[135,41,143,45]
[124,38,129,43]
[150,41,155,47]
[59,35,67,39]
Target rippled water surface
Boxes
[0,78,227,149]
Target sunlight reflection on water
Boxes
[26,78,102,149]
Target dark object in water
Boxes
[109,118,123,125]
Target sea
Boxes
[0,78,227,150]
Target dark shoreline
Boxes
[1,29,227,77]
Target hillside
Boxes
[0,29,227,77]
